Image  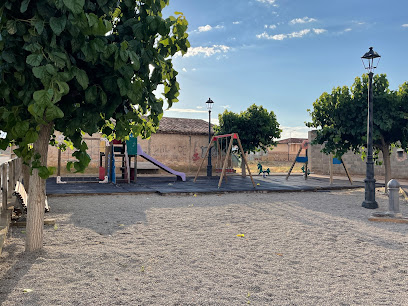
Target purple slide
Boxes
[137,144,186,181]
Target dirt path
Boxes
[1,189,408,305]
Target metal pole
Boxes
[362,72,378,209]
[207,110,212,177]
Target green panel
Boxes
[126,136,138,155]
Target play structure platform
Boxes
[46,174,378,197]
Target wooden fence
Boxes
[1,158,22,212]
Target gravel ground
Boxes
[1,189,408,305]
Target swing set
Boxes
[194,133,256,188]
[286,140,352,185]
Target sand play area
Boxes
[1,189,408,305]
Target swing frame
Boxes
[194,133,256,188]
[214,137,235,173]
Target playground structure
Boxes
[56,136,186,184]
[194,133,256,188]
[286,140,310,180]
[257,163,270,177]
[286,140,352,185]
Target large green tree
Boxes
[215,104,281,175]
[307,74,408,188]
[0,0,189,251]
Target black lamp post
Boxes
[361,47,381,209]
[206,98,214,177]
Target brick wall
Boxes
[308,131,408,179]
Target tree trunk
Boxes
[22,163,30,191]
[381,143,392,193]
[25,123,52,252]
[241,153,246,177]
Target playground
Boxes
[1,189,408,305]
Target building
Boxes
[248,138,307,162]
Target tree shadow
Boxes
[0,229,40,304]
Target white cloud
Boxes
[256,0,278,6]
[182,68,187,72]
[196,106,203,109]
[402,24,408,27]
[180,45,231,58]
[221,105,230,109]
[192,68,197,71]
[278,126,312,140]
[312,28,327,34]
[257,32,287,40]
[233,21,241,25]
[257,28,326,40]
[197,24,224,32]
[344,28,352,32]
[166,108,207,114]
[289,29,310,38]
[290,17,317,25]
[264,24,277,29]
[198,25,212,32]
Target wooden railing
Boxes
[1,157,22,212]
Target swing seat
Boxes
[295,156,308,163]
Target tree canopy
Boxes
[0,0,189,175]
[0,0,189,251]
[215,104,281,154]
[306,74,408,185]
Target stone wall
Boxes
[138,133,211,172]
[308,131,408,179]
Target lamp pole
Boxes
[361,47,380,209]
[206,98,214,177]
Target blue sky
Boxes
[161,0,408,139]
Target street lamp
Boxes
[206,98,214,177]
[361,47,381,209]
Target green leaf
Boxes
[2,51,16,63]
[13,121,29,137]
[86,13,98,27]
[24,130,39,143]
[75,69,89,89]
[28,103,45,118]
[49,52,67,68]
[63,0,85,14]
[32,19,44,34]
[33,89,54,106]
[50,16,67,36]
[26,54,43,67]
[45,105,64,121]
[85,86,97,103]
[129,51,140,71]
[55,81,69,95]
[100,90,107,106]
[32,66,47,79]
[38,166,53,179]
[117,78,128,96]
[45,64,57,75]
[20,0,31,13]
[66,161,73,172]
[6,20,17,35]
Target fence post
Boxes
[2,164,7,210]
[7,161,13,199]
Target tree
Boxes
[215,104,281,176]
[306,74,408,189]
[0,0,189,251]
